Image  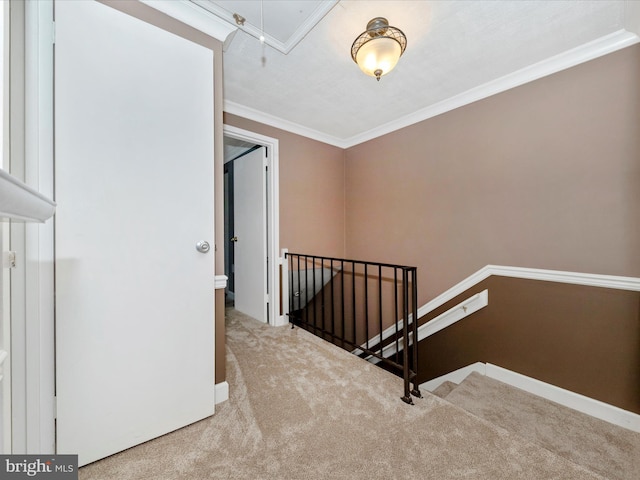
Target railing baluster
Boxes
[394,267,399,364]
[352,261,356,349]
[296,255,302,320]
[401,268,412,404]
[341,259,345,350]
[304,255,309,329]
[330,259,335,339]
[411,268,420,398]
[311,255,316,333]
[378,265,383,358]
[364,263,369,351]
[289,255,293,318]
[284,252,418,403]
[320,258,325,339]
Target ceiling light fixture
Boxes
[232,13,245,26]
[351,17,407,82]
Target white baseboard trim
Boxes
[215,381,229,404]
[421,363,640,433]
[485,364,640,433]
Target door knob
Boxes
[196,241,211,253]
[230,236,238,242]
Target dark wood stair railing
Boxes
[285,252,421,404]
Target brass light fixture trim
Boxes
[351,17,407,81]
[233,13,246,26]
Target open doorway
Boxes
[223,139,258,305]
[223,126,284,327]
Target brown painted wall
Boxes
[224,113,346,258]
[226,44,640,408]
[418,277,640,414]
[344,45,640,306]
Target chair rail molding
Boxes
[214,275,228,290]
[368,265,640,360]
[418,265,640,326]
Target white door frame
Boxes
[223,125,285,326]
[1,0,10,455]
[10,0,56,454]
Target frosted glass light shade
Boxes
[351,18,407,81]
[355,37,402,79]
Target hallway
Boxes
[79,310,606,479]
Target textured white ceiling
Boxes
[214,0,637,147]
[195,0,338,52]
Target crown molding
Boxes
[226,29,639,149]
[140,0,237,45]
[224,100,349,148]
[343,29,640,148]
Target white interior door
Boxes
[233,147,267,323]
[54,1,215,466]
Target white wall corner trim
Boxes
[140,0,237,44]
[214,381,229,404]
[0,169,55,222]
[214,274,228,290]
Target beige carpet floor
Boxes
[80,309,608,479]
[440,372,640,480]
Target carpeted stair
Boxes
[432,372,640,480]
